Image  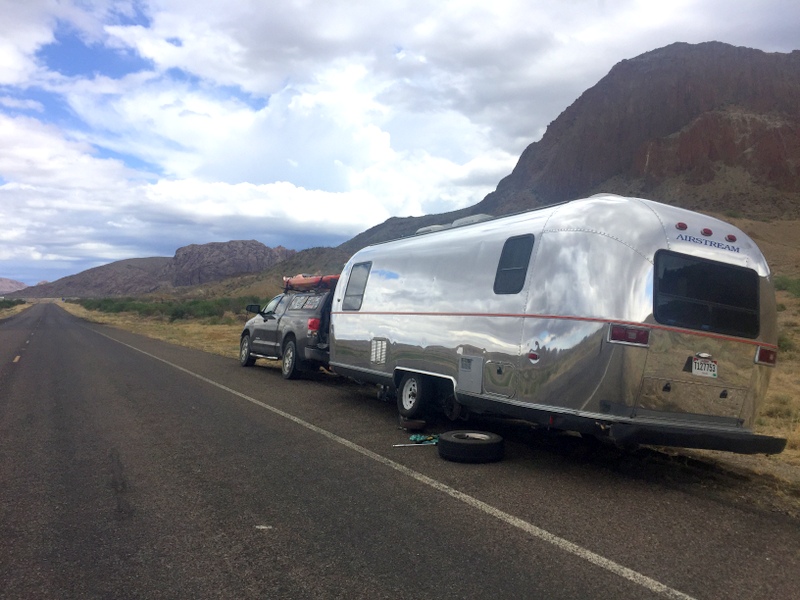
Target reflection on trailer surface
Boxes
[329,194,785,455]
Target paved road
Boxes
[1,303,798,599]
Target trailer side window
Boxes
[654,250,759,338]
[494,235,534,294]
[343,262,372,310]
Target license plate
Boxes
[692,357,718,378]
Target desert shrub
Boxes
[71,296,266,321]
[778,333,796,353]
[0,299,26,309]
[774,275,800,297]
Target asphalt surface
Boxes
[1,303,798,600]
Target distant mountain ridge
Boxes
[0,278,27,294]
[13,241,294,298]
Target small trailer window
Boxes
[654,250,759,338]
[494,235,534,294]
[343,262,372,310]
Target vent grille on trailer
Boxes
[370,339,387,364]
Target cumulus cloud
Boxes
[1,0,799,284]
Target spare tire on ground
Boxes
[437,431,504,463]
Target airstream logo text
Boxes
[676,234,740,253]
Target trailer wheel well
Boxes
[392,370,454,394]
[393,370,457,419]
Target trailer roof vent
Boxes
[451,214,493,228]
[415,224,449,235]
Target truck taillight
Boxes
[307,318,321,335]
[608,324,650,346]
[755,346,777,366]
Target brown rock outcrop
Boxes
[477,41,800,219]
[171,240,295,286]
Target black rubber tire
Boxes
[281,338,302,380]
[437,431,504,463]
[240,335,256,367]
[397,372,428,419]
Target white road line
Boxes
[93,328,697,600]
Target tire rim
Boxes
[283,344,294,374]
[401,379,417,411]
[240,339,249,361]
[452,432,492,441]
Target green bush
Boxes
[70,296,263,321]
[0,299,26,310]
[778,332,795,353]
[774,275,800,297]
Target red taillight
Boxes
[676,222,688,231]
[701,228,713,236]
[307,318,321,334]
[726,234,737,242]
[755,346,777,366]
[609,324,650,346]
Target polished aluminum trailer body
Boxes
[330,194,784,453]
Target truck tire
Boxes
[397,372,428,419]
[437,431,504,463]
[281,338,302,380]
[240,335,256,367]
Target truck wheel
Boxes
[281,338,302,380]
[240,335,256,367]
[437,431,504,463]
[397,372,428,419]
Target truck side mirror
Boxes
[245,304,261,314]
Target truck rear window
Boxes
[654,250,759,338]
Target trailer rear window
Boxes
[654,250,759,338]
[342,262,372,311]
[494,235,534,294]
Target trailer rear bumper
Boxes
[607,423,787,455]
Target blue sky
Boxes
[1,0,799,287]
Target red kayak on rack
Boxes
[282,273,340,291]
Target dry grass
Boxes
[0,302,32,320]
[61,302,248,360]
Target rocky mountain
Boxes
[14,241,295,298]
[478,41,800,219]
[343,42,800,252]
[169,240,295,286]
[0,278,27,294]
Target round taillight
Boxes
[726,234,737,242]
[701,228,713,236]
[676,222,688,231]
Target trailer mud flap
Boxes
[608,423,787,455]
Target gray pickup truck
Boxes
[239,289,334,378]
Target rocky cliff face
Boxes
[477,41,800,219]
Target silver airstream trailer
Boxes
[329,194,785,454]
